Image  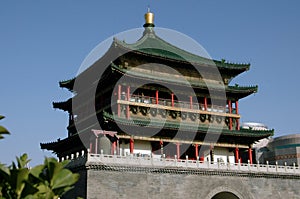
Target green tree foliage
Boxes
[0,115,80,198]
[0,154,79,199]
[0,115,9,140]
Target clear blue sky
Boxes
[1,1,299,166]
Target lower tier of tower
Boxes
[87,133,253,165]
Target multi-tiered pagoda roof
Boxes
[41,11,273,164]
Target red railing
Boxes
[127,94,229,113]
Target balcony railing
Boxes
[118,94,239,118]
[65,151,300,175]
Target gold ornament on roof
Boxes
[144,8,154,24]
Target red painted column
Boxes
[228,100,233,130]
[176,143,180,159]
[126,86,130,119]
[248,147,253,164]
[155,90,159,104]
[129,138,134,154]
[111,141,116,155]
[235,147,239,164]
[118,85,121,100]
[195,144,199,159]
[204,97,208,111]
[235,101,240,130]
[236,119,240,130]
[200,154,204,162]
[171,93,174,107]
[189,96,193,109]
[118,85,121,117]
[160,140,164,155]
[235,100,239,114]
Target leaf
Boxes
[59,160,70,168]
[0,163,10,178]
[0,126,9,134]
[51,169,79,190]
[34,184,53,199]
[17,154,31,169]
[51,186,73,197]
[0,115,9,140]
[0,155,79,198]
[44,158,62,182]
[20,181,39,199]
[29,165,44,179]
[23,195,37,199]
[35,184,55,199]
[0,126,9,139]
[30,157,79,197]
[10,168,29,198]
[46,159,76,189]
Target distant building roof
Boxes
[269,134,300,149]
[241,122,269,131]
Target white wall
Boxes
[204,147,234,164]
[120,140,152,157]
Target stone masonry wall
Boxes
[85,165,300,199]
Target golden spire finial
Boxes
[144,7,154,25]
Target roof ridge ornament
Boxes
[143,8,155,28]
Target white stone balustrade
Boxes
[84,153,300,175]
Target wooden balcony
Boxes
[117,94,240,119]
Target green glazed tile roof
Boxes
[103,111,274,138]
[111,62,258,94]
[58,29,251,92]
[114,29,250,70]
